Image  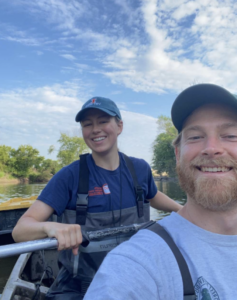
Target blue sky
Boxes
[1,0,237,164]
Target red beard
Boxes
[176,156,237,211]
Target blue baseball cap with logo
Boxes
[75,96,122,122]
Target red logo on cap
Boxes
[92,98,96,104]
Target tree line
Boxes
[0,133,89,183]
[0,118,177,183]
[152,115,178,178]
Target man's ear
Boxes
[175,147,180,163]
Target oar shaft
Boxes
[0,238,58,258]
[87,220,155,240]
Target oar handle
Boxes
[0,238,58,258]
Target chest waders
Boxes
[57,153,150,297]
[147,223,196,300]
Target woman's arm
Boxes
[149,191,182,212]
[12,200,82,255]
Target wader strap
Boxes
[147,223,196,300]
[76,153,89,225]
[123,154,144,218]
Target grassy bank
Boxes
[0,172,20,184]
[0,171,51,184]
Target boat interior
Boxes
[1,249,59,300]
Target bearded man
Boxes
[84,84,237,300]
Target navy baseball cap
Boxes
[75,96,122,122]
[171,84,237,132]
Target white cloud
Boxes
[119,110,158,164]
[3,0,237,98]
[61,54,76,61]
[0,83,158,164]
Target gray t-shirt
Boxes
[84,212,237,299]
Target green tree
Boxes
[36,158,60,175]
[152,116,178,177]
[0,145,12,172]
[10,145,44,177]
[49,133,89,167]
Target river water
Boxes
[0,180,186,293]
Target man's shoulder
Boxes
[109,217,182,281]
[113,215,179,261]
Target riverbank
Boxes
[0,177,21,184]
[0,175,49,184]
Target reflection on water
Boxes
[0,183,46,203]
[0,180,186,293]
[154,180,187,219]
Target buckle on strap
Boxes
[76,194,88,207]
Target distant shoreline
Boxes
[0,176,176,184]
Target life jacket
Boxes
[57,153,150,296]
[147,223,196,300]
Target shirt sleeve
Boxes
[146,163,158,200]
[37,165,75,216]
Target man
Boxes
[84,84,237,300]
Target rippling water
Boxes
[0,183,46,203]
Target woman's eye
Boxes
[188,136,202,140]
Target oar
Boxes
[0,238,58,258]
[0,220,155,258]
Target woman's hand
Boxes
[12,200,83,256]
[44,222,83,255]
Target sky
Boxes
[1,0,237,164]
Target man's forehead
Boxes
[182,103,237,130]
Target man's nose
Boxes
[201,137,224,157]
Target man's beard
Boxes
[176,156,237,211]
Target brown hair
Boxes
[172,132,182,148]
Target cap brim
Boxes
[171,84,237,132]
[75,107,117,122]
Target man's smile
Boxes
[196,166,232,173]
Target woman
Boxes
[12,96,182,299]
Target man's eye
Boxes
[225,135,237,140]
[83,123,91,127]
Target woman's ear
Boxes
[117,120,123,136]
